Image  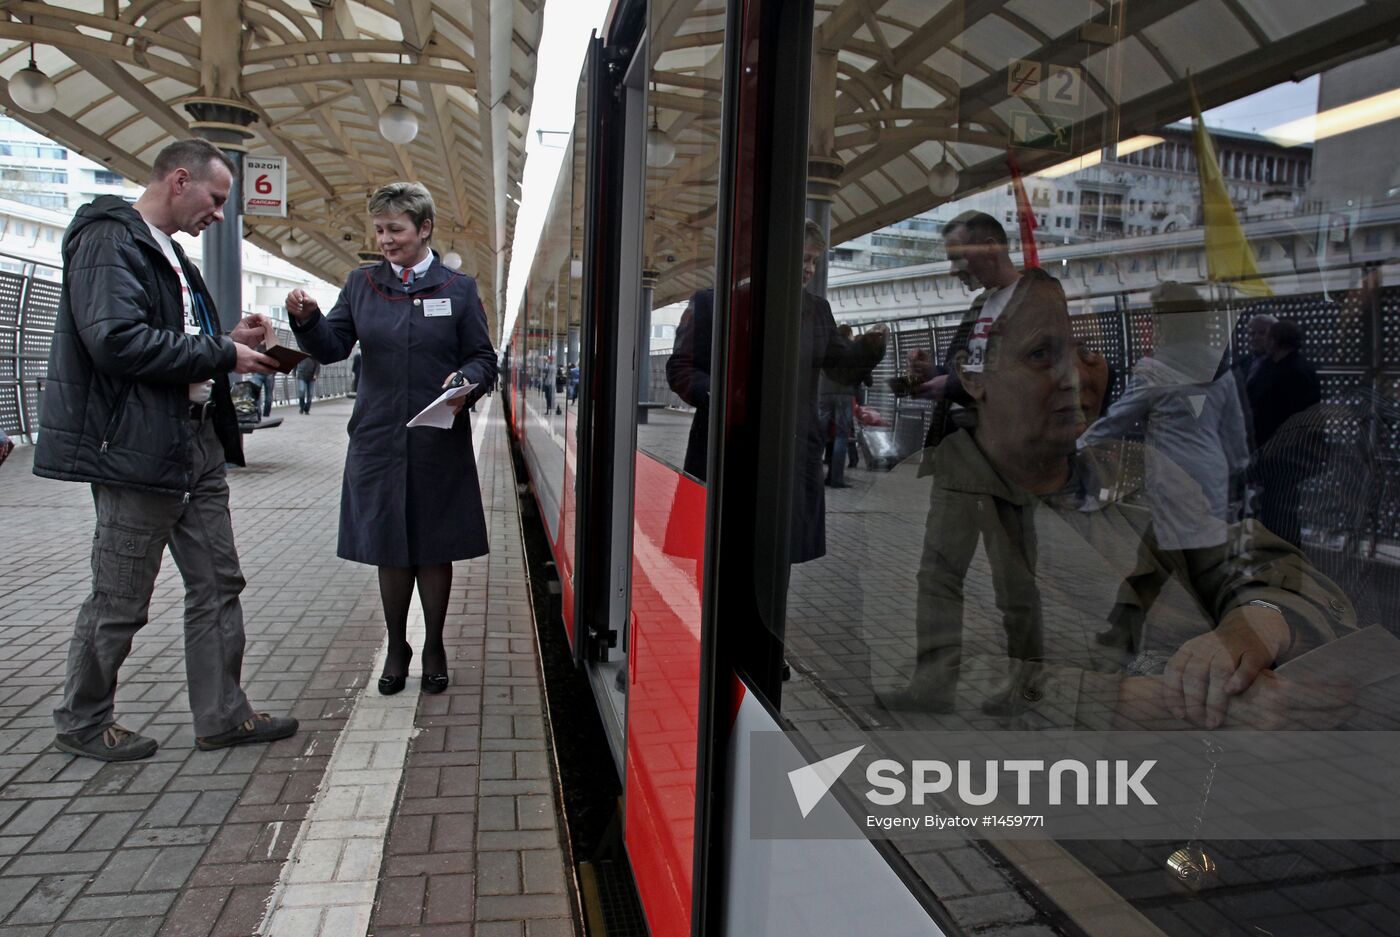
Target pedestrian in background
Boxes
[34,139,298,761]
[254,370,276,418]
[295,355,321,414]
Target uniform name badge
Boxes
[423,298,452,317]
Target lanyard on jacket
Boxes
[191,290,217,336]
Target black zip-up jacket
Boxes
[33,196,244,496]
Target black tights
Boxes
[378,563,452,677]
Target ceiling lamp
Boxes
[282,230,305,258]
[645,84,675,168]
[646,125,675,168]
[442,250,462,270]
[927,141,959,198]
[9,37,55,114]
[378,54,418,145]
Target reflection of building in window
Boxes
[829,122,1312,276]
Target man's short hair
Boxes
[1270,319,1304,351]
[943,210,1008,246]
[151,139,235,182]
[368,181,436,236]
[1149,280,1202,313]
[803,219,826,250]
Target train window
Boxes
[757,4,1400,935]
[637,5,725,482]
[520,122,578,542]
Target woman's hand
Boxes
[1162,605,1291,728]
[443,372,468,414]
[286,289,321,324]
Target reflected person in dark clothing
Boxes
[667,220,886,563]
[1247,319,1322,548]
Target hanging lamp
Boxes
[378,53,419,145]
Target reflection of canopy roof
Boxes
[646,0,1400,306]
[0,1,544,335]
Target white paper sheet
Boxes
[406,382,477,429]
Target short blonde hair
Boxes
[367,182,435,238]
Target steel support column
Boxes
[185,102,258,330]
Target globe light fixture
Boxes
[9,43,55,114]
[378,55,418,145]
[646,122,675,168]
[379,95,418,145]
[645,86,675,168]
[442,250,462,270]
[927,142,959,198]
[282,230,305,258]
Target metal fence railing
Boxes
[845,285,1400,565]
[1,259,352,444]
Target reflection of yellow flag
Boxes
[1189,79,1271,297]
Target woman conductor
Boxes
[286,182,497,695]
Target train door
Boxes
[694,2,1400,937]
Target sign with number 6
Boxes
[243,156,287,217]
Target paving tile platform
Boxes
[0,397,577,937]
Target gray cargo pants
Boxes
[54,418,257,741]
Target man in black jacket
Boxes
[35,139,298,761]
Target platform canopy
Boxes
[642,0,1400,306]
[0,0,546,335]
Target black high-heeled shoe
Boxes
[421,672,449,694]
[378,647,412,696]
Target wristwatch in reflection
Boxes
[1245,598,1302,656]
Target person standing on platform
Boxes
[253,370,275,418]
[295,355,321,414]
[285,182,497,696]
[35,139,299,761]
[1247,319,1323,547]
[0,427,12,469]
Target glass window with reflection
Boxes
[762,4,1400,934]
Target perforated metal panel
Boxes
[1073,310,1129,402]
[0,273,22,330]
[0,384,19,437]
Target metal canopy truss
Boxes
[0,0,545,335]
[639,0,1400,308]
[811,0,1400,245]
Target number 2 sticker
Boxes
[1045,65,1082,106]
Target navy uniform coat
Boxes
[292,254,498,567]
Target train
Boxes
[505,2,1400,936]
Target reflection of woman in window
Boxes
[887,273,1356,731]
[666,221,886,564]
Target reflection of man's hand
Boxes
[1162,607,1290,728]
[1222,671,1356,729]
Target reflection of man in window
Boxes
[1079,282,1250,651]
[896,212,1023,448]
[666,220,886,563]
[887,272,1355,731]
